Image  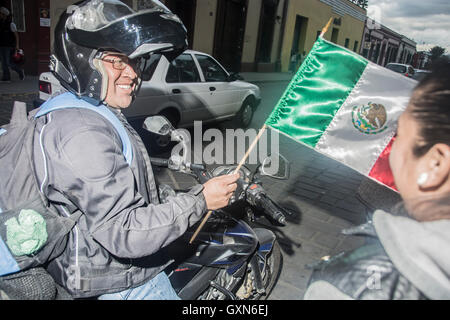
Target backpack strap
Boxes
[0,237,20,275]
[35,92,133,165]
[9,100,28,125]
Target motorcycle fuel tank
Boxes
[176,212,259,269]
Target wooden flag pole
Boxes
[190,18,332,245]
[320,17,333,37]
[232,124,268,175]
[189,124,267,244]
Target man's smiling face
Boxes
[101,53,139,109]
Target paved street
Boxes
[1,76,372,300]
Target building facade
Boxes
[0,0,51,76]
[4,0,371,76]
[360,18,416,67]
[181,0,367,73]
[413,51,432,70]
[278,0,366,72]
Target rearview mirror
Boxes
[259,153,290,180]
[143,115,173,136]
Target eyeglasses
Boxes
[100,56,140,70]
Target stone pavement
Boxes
[0,71,373,300]
[0,74,39,126]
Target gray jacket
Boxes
[304,210,450,300]
[32,106,207,298]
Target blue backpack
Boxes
[0,93,132,277]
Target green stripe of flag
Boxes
[265,37,368,148]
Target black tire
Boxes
[235,98,254,128]
[199,240,282,300]
[258,240,282,300]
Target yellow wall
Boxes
[281,0,365,72]
[192,0,217,55]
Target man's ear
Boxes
[419,143,450,190]
[92,58,109,101]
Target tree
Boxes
[429,46,446,62]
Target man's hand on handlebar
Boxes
[202,173,240,210]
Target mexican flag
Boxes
[266,37,417,190]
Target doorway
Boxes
[256,0,278,64]
[213,0,248,72]
[291,15,308,57]
[164,0,196,49]
[331,27,339,44]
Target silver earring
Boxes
[417,172,429,186]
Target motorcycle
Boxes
[143,116,291,300]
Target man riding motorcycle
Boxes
[32,0,239,299]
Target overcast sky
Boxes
[367,0,450,53]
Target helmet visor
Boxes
[69,0,170,31]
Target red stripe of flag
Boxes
[369,136,398,191]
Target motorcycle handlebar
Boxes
[150,157,169,167]
[190,163,212,184]
[150,157,212,183]
[255,193,287,225]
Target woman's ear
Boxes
[418,144,450,190]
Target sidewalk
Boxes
[0,74,39,100]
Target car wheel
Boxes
[235,99,254,128]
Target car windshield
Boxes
[166,54,201,83]
[69,0,169,31]
[386,64,406,73]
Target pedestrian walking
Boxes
[290,50,299,74]
[298,51,306,68]
[0,7,25,82]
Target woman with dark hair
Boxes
[304,59,450,300]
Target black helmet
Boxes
[51,0,188,105]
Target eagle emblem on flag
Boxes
[352,102,388,135]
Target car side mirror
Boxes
[228,72,244,82]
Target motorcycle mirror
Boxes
[259,153,290,180]
[143,115,173,136]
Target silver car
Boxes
[412,69,431,82]
[385,63,415,78]
[38,50,261,129]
